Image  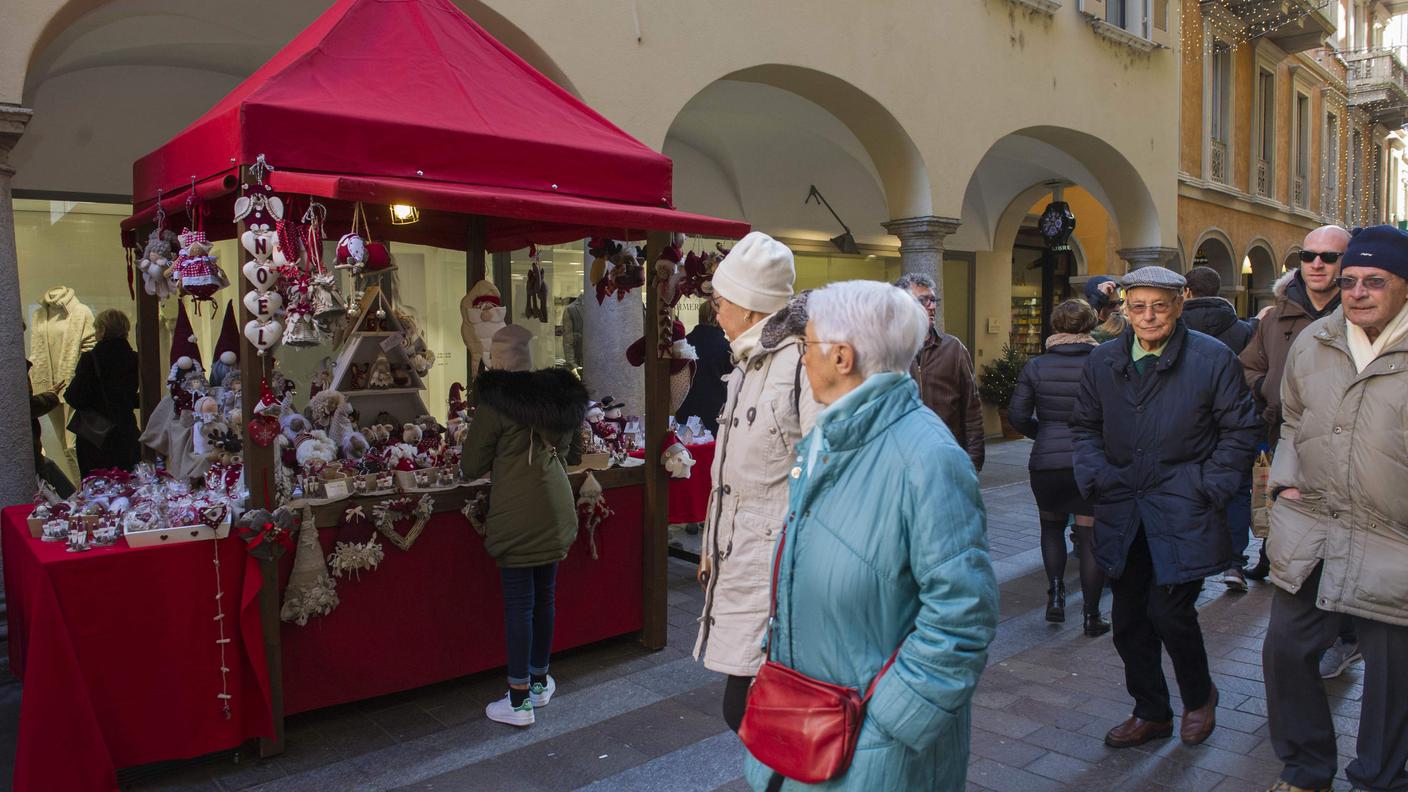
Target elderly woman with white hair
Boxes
[739,280,997,792]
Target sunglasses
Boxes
[1335,275,1391,292]
[1299,250,1341,264]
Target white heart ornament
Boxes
[242,261,280,292]
[240,229,277,262]
[242,289,283,321]
[244,319,283,353]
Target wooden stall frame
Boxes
[640,229,671,651]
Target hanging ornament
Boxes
[575,473,613,560]
[243,289,283,321]
[244,318,283,355]
[242,260,281,292]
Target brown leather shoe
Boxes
[1180,684,1218,745]
[1104,716,1174,748]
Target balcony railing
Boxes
[1199,0,1334,53]
[1293,175,1305,209]
[1322,182,1337,217]
[1211,140,1228,184]
[1256,159,1270,197]
[1345,48,1408,127]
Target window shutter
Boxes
[1081,0,1107,21]
[1150,0,1171,46]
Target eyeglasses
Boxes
[1126,300,1177,316]
[1336,275,1391,292]
[1299,250,1342,264]
[800,337,849,355]
[914,295,937,307]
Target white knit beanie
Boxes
[712,231,795,314]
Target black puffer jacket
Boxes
[1007,342,1095,471]
[1070,322,1259,586]
[64,338,141,476]
[1182,297,1254,354]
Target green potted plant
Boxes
[978,344,1029,440]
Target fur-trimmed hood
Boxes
[477,368,588,434]
[760,290,810,350]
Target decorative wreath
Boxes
[329,505,385,579]
[370,494,435,551]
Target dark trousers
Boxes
[1110,529,1213,722]
[1226,472,1253,567]
[722,674,752,733]
[1264,563,1408,791]
[500,562,558,685]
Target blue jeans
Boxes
[500,563,557,685]
[1226,472,1253,567]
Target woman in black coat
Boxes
[1008,299,1108,635]
[64,309,141,476]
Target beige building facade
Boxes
[0,0,1187,501]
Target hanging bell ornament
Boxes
[376,308,387,319]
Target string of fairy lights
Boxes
[1179,1,1400,227]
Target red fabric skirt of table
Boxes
[629,441,714,524]
[2,506,272,792]
[279,485,644,714]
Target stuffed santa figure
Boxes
[460,279,506,379]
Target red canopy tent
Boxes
[111,0,744,761]
[121,0,746,250]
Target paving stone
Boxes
[971,704,1044,740]
[967,757,1066,792]
[968,727,1048,767]
[1021,724,1116,764]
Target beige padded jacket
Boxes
[694,306,819,676]
[1268,308,1408,626]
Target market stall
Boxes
[3,1,745,789]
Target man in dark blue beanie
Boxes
[1261,224,1408,792]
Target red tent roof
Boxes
[125,0,746,248]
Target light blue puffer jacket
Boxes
[743,373,998,792]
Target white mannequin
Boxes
[29,286,95,481]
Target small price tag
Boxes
[379,332,405,352]
[323,480,350,501]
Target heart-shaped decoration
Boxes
[240,229,277,262]
[246,414,280,448]
[242,261,280,292]
[243,289,283,321]
[244,319,283,352]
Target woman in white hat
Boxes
[694,231,819,732]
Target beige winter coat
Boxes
[694,305,819,676]
[29,287,96,393]
[1268,307,1408,626]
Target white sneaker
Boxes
[485,692,534,726]
[530,675,556,708]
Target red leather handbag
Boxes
[737,529,901,784]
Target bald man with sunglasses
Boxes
[1240,225,1349,449]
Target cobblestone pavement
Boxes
[0,440,1372,791]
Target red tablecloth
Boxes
[2,506,272,792]
[281,485,644,714]
[630,441,714,524]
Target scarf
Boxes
[1045,333,1097,350]
[728,313,772,363]
[1346,300,1408,373]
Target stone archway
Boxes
[1246,240,1278,314]
[14,0,583,194]
[1192,229,1237,293]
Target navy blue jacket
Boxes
[1008,342,1095,471]
[1069,322,1259,586]
[1181,297,1254,354]
[674,323,731,434]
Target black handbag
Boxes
[66,354,116,447]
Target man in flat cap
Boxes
[1071,265,1259,750]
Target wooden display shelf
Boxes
[339,387,424,396]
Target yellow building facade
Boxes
[1179,0,1408,312]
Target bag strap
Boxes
[767,521,906,702]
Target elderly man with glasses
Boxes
[1070,266,1259,750]
[894,273,985,471]
[1260,225,1408,792]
